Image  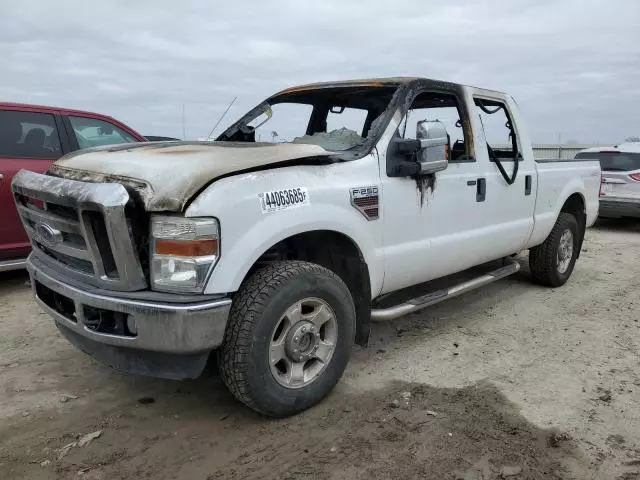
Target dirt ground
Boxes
[1,219,639,480]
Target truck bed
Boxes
[526,158,600,248]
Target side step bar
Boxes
[370,258,520,322]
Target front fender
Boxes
[184,159,383,296]
[207,205,382,295]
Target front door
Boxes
[379,90,494,294]
[0,109,63,260]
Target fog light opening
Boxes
[126,316,138,336]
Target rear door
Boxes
[0,109,67,260]
[469,91,536,255]
[576,150,640,200]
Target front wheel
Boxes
[218,261,355,417]
[529,212,580,287]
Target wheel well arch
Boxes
[241,230,372,346]
[560,192,586,254]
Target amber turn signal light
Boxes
[154,238,218,257]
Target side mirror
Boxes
[415,120,448,174]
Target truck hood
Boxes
[49,141,333,211]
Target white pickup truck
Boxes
[12,78,600,417]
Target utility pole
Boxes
[182,103,186,140]
[557,132,562,158]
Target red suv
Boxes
[0,103,147,272]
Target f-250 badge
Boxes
[350,186,379,220]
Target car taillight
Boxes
[629,173,640,182]
[599,174,605,196]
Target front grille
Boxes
[45,202,78,220]
[12,170,147,291]
[37,242,95,274]
[83,211,118,277]
[61,231,86,248]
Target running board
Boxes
[370,258,520,322]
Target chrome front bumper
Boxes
[27,256,231,379]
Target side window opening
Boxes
[474,98,521,185]
[0,110,62,159]
[473,99,518,159]
[399,92,473,162]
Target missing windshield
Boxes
[217,85,398,155]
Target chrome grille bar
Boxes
[18,204,83,235]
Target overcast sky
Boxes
[1,0,638,144]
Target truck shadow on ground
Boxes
[0,269,30,291]
[592,218,640,233]
[1,376,591,480]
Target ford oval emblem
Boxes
[35,223,63,247]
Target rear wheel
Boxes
[218,261,355,417]
[529,212,580,287]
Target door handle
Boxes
[476,178,486,202]
[525,175,532,195]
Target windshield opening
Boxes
[217,85,399,153]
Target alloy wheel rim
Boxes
[269,297,338,389]
[557,229,574,274]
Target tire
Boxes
[529,212,580,287]
[218,260,355,417]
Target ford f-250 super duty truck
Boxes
[12,78,600,417]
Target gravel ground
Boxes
[0,219,639,480]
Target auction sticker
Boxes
[259,187,310,213]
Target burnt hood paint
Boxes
[50,141,334,212]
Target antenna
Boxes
[207,96,237,140]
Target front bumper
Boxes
[27,256,231,379]
[599,197,640,218]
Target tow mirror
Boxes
[415,120,448,174]
[392,120,449,176]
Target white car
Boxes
[12,77,600,417]
[576,143,640,218]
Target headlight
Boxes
[150,216,219,293]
